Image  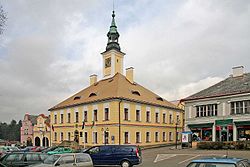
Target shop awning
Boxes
[234,121,250,126]
[188,123,213,129]
[215,119,233,126]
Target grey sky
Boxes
[0,0,250,122]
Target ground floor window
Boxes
[124,132,129,144]
[92,132,98,144]
[237,126,250,140]
[146,132,150,143]
[216,125,233,142]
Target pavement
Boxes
[138,145,250,167]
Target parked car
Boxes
[0,152,49,167]
[84,145,142,167]
[0,162,7,167]
[47,147,73,155]
[0,146,20,158]
[41,146,60,153]
[30,153,93,167]
[186,157,249,167]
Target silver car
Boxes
[31,153,93,167]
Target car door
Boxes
[75,154,93,167]
[2,153,24,167]
[55,155,75,167]
[87,146,101,165]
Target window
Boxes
[155,112,159,123]
[60,132,64,141]
[231,101,247,115]
[177,115,180,123]
[60,114,63,124]
[89,93,97,97]
[54,132,57,141]
[169,132,173,141]
[163,132,166,141]
[76,154,91,163]
[58,155,75,164]
[74,96,81,100]
[155,132,159,142]
[54,114,57,124]
[124,108,129,121]
[163,113,166,123]
[169,114,173,124]
[136,132,140,143]
[245,100,250,114]
[104,108,109,121]
[132,91,140,96]
[68,132,70,141]
[84,132,88,143]
[146,132,150,143]
[196,107,200,117]
[67,113,70,123]
[93,110,98,121]
[6,154,23,161]
[196,104,218,117]
[84,111,88,122]
[75,112,79,123]
[136,110,140,121]
[124,132,129,144]
[146,111,150,122]
[26,154,40,161]
[93,132,98,144]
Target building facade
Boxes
[183,66,250,142]
[33,114,51,147]
[49,11,184,147]
[20,114,38,146]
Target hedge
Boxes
[196,141,250,150]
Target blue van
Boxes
[84,145,142,167]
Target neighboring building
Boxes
[182,66,250,142]
[33,114,51,147]
[20,114,38,146]
[49,11,184,147]
[171,100,185,110]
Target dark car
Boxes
[187,157,249,167]
[0,152,49,167]
[84,145,142,167]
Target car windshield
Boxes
[44,155,60,164]
[187,162,236,167]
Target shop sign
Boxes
[215,119,233,126]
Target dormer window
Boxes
[89,93,97,97]
[156,97,163,101]
[73,96,81,100]
[131,90,140,96]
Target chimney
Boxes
[126,67,134,83]
[232,66,244,77]
[90,74,97,85]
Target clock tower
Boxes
[101,11,125,78]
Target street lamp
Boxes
[101,128,109,145]
[175,119,180,149]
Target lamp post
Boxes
[175,119,180,149]
[101,128,109,145]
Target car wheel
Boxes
[121,160,131,167]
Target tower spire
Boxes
[106,10,120,52]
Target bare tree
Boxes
[0,5,7,34]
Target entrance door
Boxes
[35,137,40,146]
[74,130,79,143]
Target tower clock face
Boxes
[105,57,111,68]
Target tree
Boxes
[0,4,7,34]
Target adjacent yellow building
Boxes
[49,11,183,147]
[33,114,51,147]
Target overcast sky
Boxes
[0,0,250,122]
